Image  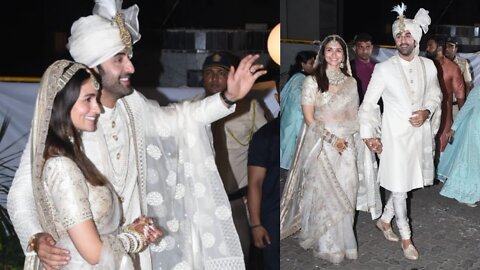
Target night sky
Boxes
[1,0,478,77]
[343,0,480,46]
[1,0,278,77]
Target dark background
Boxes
[282,0,480,45]
[2,0,479,78]
[343,0,480,45]
[0,0,279,78]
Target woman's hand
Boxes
[335,138,348,154]
[129,216,163,244]
[363,138,383,154]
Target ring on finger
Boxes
[249,66,256,75]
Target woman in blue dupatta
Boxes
[280,50,316,170]
[437,85,480,207]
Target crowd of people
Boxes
[280,2,478,266]
[5,0,479,269]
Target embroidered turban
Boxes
[391,3,431,54]
[67,0,140,68]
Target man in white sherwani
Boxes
[358,4,442,261]
[7,1,266,270]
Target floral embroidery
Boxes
[214,205,232,220]
[173,261,192,270]
[166,219,179,232]
[193,183,206,198]
[146,192,164,206]
[202,233,216,248]
[204,156,217,171]
[174,184,186,199]
[166,171,177,186]
[147,144,162,160]
[184,162,193,178]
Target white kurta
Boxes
[359,55,442,193]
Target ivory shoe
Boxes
[375,219,399,242]
[401,243,419,260]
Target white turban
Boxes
[391,3,431,54]
[67,0,140,68]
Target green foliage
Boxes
[0,115,25,269]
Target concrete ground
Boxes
[280,182,480,270]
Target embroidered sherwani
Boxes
[8,90,245,270]
[359,55,442,192]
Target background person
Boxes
[425,35,465,160]
[280,50,316,171]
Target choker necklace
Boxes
[326,69,347,85]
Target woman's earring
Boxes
[68,135,74,144]
[340,62,345,69]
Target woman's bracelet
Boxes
[119,225,148,253]
[250,224,263,229]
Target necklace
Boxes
[326,69,347,85]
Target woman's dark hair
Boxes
[314,35,350,93]
[287,50,317,77]
[44,66,107,186]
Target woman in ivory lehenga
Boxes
[24,60,161,269]
[280,35,381,264]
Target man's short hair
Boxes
[428,35,447,49]
[202,51,240,71]
[354,33,373,44]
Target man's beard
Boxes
[425,50,437,60]
[397,44,415,58]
